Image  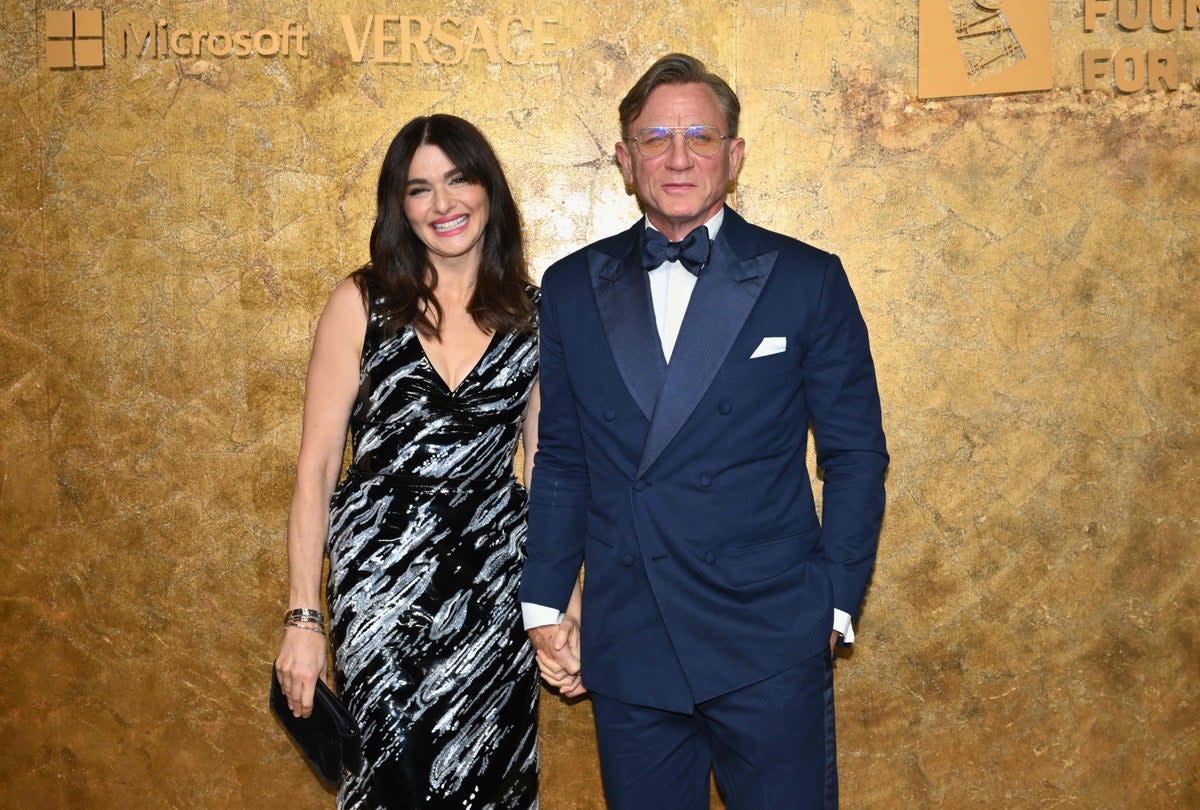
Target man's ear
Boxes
[615,141,634,187]
[727,137,746,182]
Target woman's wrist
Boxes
[282,607,326,635]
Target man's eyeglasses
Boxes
[626,126,731,158]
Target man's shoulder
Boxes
[731,212,835,266]
[542,225,638,284]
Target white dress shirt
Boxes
[523,209,853,642]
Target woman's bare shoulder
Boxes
[323,276,369,319]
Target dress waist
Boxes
[342,466,518,496]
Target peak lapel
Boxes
[590,225,666,421]
[637,213,779,477]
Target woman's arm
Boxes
[520,379,540,490]
[274,278,367,717]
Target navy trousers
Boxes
[590,650,837,810]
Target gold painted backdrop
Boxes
[2,0,1197,807]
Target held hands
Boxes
[529,614,586,698]
[275,625,329,718]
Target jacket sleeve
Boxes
[804,254,889,619]
[519,267,590,612]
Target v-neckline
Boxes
[414,327,501,396]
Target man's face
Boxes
[615,82,745,241]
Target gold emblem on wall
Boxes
[918,0,1052,98]
[46,9,105,69]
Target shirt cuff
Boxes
[833,609,855,644]
[522,602,564,630]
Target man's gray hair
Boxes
[618,53,741,138]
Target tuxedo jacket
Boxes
[521,207,888,713]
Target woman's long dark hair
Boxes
[352,115,534,338]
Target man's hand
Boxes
[529,616,586,697]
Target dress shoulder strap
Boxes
[525,284,541,332]
[354,274,389,355]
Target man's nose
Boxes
[664,133,693,169]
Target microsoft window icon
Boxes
[46,10,105,69]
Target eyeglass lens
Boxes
[634,126,725,157]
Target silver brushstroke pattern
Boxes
[326,291,540,809]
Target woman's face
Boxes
[403,144,490,270]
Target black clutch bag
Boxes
[269,665,363,786]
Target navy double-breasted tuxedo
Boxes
[522,207,888,714]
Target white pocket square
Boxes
[750,337,786,358]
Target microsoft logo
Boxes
[43,10,310,67]
[46,9,105,69]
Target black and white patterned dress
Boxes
[327,289,540,809]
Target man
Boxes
[522,53,888,809]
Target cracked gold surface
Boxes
[1,1,1197,807]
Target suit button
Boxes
[699,475,712,488]
[622,554,635,566]
[705,552,716,564]
[718,400,732,415]
[633,481,648,492]
[603,409,616,421]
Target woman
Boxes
[273,114,577,809]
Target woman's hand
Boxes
[274,626,329,718]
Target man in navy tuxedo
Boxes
[521,53,888,809]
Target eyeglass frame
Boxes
[624,125,733,158]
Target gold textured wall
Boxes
[2,1,1197,807]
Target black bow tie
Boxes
[642,226,712,276]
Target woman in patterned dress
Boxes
[274,114,580,809]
